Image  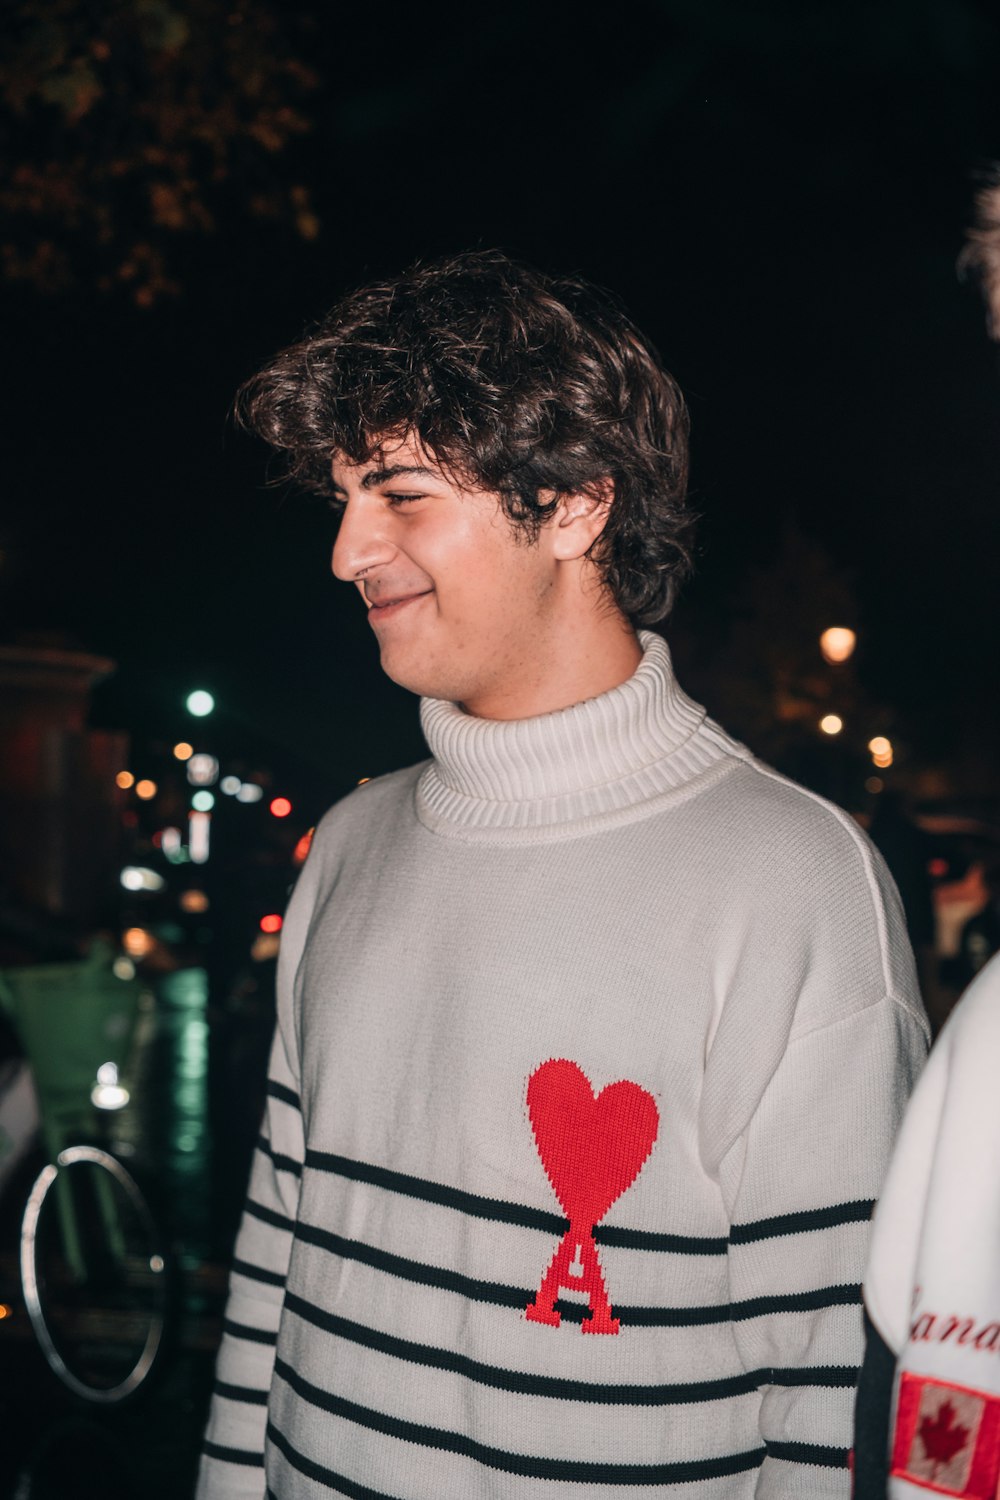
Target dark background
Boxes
[3,0,999,810]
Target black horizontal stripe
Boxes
[303,1152,871,1256]
[283,1291,759,1405]
[730,1200,874,1245]
[267,1080,301,1110]
[223,1316,278,1346]
[766,1440,851,1469]
[246,1197,295,1232]
[214,1378,269,1405]
[257,1135,302,1177]
[292,1219,861,1325]
[268,1422,408,1499]
[770,1364,860,1388]
[732,1283,862,1321]
[600,1222,725,1254]
[271,1363,767,1484]
[305,1151,726,1255]
[202,1439,264,1468]
[284,1290,860,1403]
[232,1256,286,1289]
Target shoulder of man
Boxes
[690,753,926,1036]
[308,759,428,860]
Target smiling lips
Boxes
[366,589,433,624]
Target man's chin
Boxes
[377,643,450,702]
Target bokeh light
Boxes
[819,627,857,665]
[123,927,154,959]
[185,690,215,717]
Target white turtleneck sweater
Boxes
[197,634,927,1500]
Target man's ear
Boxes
[549,479,614,562]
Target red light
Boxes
[293,828,315,865]
[270,797,292,818]
[928,857,949,879]
[260,913,283,934]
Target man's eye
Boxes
[386,492,424,506]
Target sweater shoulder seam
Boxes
[789,989,927,1045]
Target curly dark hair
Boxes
[236,250,695,625]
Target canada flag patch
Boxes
[891,1372,1000,1496]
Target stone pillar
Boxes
[0,645,127,923]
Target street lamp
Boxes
[869,735,893,769]
[820,627,857,665]
[185,689,215,717]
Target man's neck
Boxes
[460,613,643,721]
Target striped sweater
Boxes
[197,633,928,1499]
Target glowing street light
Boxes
[192,790,215,812]
[115,771,135,790]
[187,753,219,786]
[820,627,857,665]
[819,714,843,736]
[270,797,292,818]
[120,866,165,892]
[135,779,158,800]
[189,809,211,864]
[123,927,154,959]
[173,741,194,761]
[185,690,215,718]
[869,735,893,769]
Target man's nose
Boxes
[331,497,395,582]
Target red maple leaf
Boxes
[919,1400,972,1476]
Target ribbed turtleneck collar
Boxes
[415,632,744,843]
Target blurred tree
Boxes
[0,0,319,304]
[677,522,896,805]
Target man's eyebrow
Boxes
[361,465,438,489]
[328,463,440,497]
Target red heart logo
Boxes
[527,1059,659,1230]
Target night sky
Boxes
[4,1,1000,818]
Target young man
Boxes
[198,251,927,1499]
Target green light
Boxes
[186,689,215,717]
[192,790,215,812]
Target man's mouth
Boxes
[366,589,433,624]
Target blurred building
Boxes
[0,643,126,928]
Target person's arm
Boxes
[851,1311,896,1499]
[720,996,926,1499]
[196,848,321,1498]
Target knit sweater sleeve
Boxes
[719,995,927,1498]
[196,847,320,1498]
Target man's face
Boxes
[330,433,565,716]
